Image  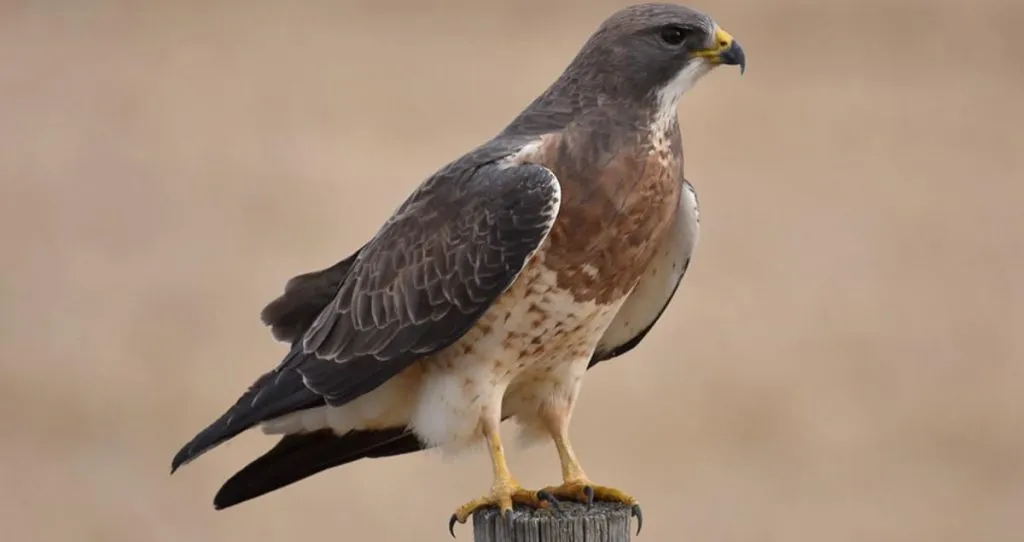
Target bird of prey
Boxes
[171,2,745,533]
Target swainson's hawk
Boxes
[171,2,745,534]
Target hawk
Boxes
[171,2,745,533]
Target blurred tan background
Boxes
[1,1,1022,541]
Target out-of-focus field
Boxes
[1,1,1021,541]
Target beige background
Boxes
[2,1,1022,541]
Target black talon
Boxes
[583,486,595,507]
[448,514,458,538]
[631,504,643,535]
[503,508,514,522]
[537,490,563,514]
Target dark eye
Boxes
[659,25,688,46]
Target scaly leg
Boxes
[537,405,644,533]
[448,418,547,535]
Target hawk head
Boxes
[566,3,745,114]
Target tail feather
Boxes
[213,427,425,510]
[260,250,362,344]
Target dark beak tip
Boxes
[721,41,746,75]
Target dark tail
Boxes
[170,349,324,473]
[213,427,426,510]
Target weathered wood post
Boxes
[471,502,636,542]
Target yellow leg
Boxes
[552,427,588,481]
[448,421,546,535]
[537,406,644,533]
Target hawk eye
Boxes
[659,25,688,46]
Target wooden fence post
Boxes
[470,502,636,542]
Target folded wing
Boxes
[171,157,561,471]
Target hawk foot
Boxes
[538,479,643,534]
[448,482,549,536]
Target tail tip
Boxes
[212,485,246,511]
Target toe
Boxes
[449,499,484,535]
[589,485,637,506]
[498,496,514,520]
[542,481,592,504]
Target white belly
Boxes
[408,260,621,453]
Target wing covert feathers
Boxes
[285,161,561,407]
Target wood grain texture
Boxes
[472,503,633,542]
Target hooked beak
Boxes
[694,26,746,75]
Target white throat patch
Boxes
[652,59,714,133]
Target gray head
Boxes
[553,3,745,112]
